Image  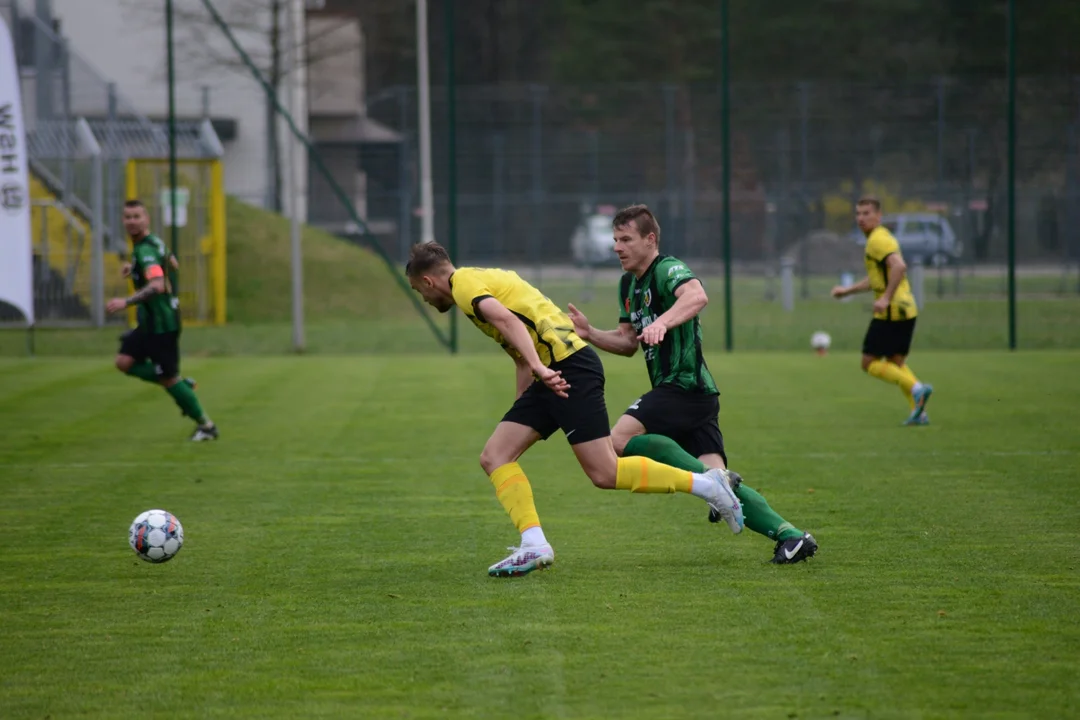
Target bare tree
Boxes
[125,0,358,212]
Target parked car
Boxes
[851,213,962,267]
[570,207,619,266]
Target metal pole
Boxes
[493,132,504,258]
[34,0,52,119]
[720,0,733,352]
[88,132,104,327]
[107,83,118,245]
[588,128,599,200]
[445,0,458,353]
[664,83,678,255]
[936,76,946,200]
[166,0,179,293]
[416,0,435,244]
[530,84,544,290]
[798,81,810,300]
[1006,0,1017,350]
[398,86,412,262]
[287,0,304,351]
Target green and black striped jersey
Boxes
[130,233,180,333]
[618,255,717,394]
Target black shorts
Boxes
[862,318,917,358]
[501,346,610,446]
[623,385,726,463]
[119,328,181,378]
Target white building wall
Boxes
[47,0,304,208]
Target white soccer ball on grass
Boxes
[810,331,832,351]
[128,509,184,563]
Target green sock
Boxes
[735,483,804,542]
[166,381,208,425]
[624,434,708,473]
[126,362,160,385]
[624,434,804,542]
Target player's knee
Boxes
[115,355,134,373]
[584,464,617,490]
[860,356,874,372]
[478,447,505,476]
[610,432,630,457]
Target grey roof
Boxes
[309,115,402,144]
[28,117,224,160]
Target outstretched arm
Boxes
[832,276,871,298]
[567,303,638,357]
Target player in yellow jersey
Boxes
[406,242,743,577]
[832,196,933,425]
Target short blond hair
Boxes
[405,242,452,278]
[856,195,881,211]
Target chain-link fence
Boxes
[4,0,1079,353]
[353,3,1080,352]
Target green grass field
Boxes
[2,350,1078,719]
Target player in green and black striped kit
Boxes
[568,204,816,563]
[106,199,218,441]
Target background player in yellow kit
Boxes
[832,196,933,425]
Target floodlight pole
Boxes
[416,0,435,245]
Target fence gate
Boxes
[126,159,227,326]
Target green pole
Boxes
[166,0,179,292]
[1006,0,1017,350]
[720,0,733,352]
[445,0,458,354]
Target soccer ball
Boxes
[810,331,832,352]
[129,509,184,563]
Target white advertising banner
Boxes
[0,15,34,325]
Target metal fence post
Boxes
[663,83,678,255]
[909,255,925,312]
[77,118,105,326]
[397,86,412,262]
[936,76,946,202]
[780,256,795,312]
[530,84,545,287]
[798,80,811,300]
[106,82,119,250]
[1006,0,1017,350]
[492,132,505,259]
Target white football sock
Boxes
[690,473,718,501]
[521,526,548,547]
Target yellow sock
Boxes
[490,462,541,533]
[615,456,693,494]
[867,359,916,394]
[894,363,920,410]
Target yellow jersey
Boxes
[864,226,918,321]
[449,267,587,366]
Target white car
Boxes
[570,211,619,266]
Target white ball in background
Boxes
[810,331,832,350]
